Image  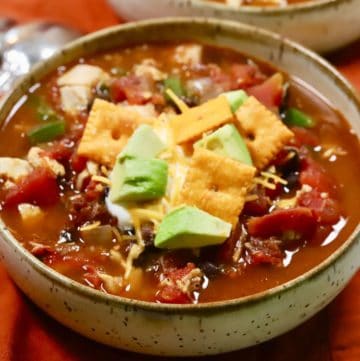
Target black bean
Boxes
[199,261,221,279]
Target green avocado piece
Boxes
[223,89,248,113]
[154,206,232,249]
[119,124,166,160]
[110,158,168,202]
[194,124,253,165]
[108,160,125,203]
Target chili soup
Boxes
[0,43,359,305]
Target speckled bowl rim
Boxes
[0,17,359,315]
[177,0,345,14]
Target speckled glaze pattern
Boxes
[108,0,360,53]
[0,19,359,356]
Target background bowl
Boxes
[108,0,360,53]
[0,18,360,356]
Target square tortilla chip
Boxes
[179,148,256,225]
[170,96,233,144]
[235,96,294,169]
[77,99,154,166]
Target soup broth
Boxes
[0,43,359,304]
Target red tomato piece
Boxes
[70,152,88,173]
[247,207,317,239]
[156,263,196,304]
[246,238,283,266]
[291,126,320,147]
[83,265,103,289]
[209,64,232,91]
[156,285,191,304]
[247,73,283,109]
[230,63,265,89]
[4,168,60,208]
[298,190,341,225]
[299,157,337,195]
[30,244,55,259]
[111,75,151,105]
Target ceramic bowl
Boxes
[108,0,360,53]
[0,18,359,356]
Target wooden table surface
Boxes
[0,1,359,360]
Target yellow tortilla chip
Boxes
[77,99,153,166]
[170,96,233,144]
[179,148,256,225]
[235,96,294,169]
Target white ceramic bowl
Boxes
[0,18,359,356]
[108,0,360,53]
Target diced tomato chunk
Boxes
[209,64,232,91]
[156,285,191,304]
[291,126,320,147]
[30,244,55,258]
[4,168,60,208]
[243,187,271,216]
[70,153,88,173]
[45,141,73,162]
[245,238,283,266]
[247,73,283,109]
[247,207,317,239]
[230,63,265,89]
[298,190,341,225]
[83,265,103,289]
[299,157,337,195]
[110,78,127,103]
[156,263,196,304]
[111,75,151,105]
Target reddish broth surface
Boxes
[0,44,359,303]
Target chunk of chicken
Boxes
[57,64,109,115]
[18,203,44,224]
[133,59,167,82]
[122,103,158,118]
[174,45,203,65]
[27,147,65,176]
[59,85,91,115]
[0,157,32,182]
[57,64,108,88]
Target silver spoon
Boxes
[0,22,80,94]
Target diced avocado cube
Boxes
[120,125,166,160]
[223,90,248,113]
[155,206,232,249]
[194,124,253,166]
[109,161,125,202]
[110,158,168,202]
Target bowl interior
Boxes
[0,17,359,312]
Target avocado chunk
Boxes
[223,90,248,113]
[110,158,168,202]
[194,124,253,165]
[119,124,166,160]
[154,206,232,249]
[108,160,125,202]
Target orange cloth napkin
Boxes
[0,1,359,360]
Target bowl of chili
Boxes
[0,18,359,356]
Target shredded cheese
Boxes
[124,244,144,279]
[91,175,112,185]
[130,208,164,223]
[260,171,288,185]
[79,221,101,232]
[253,177,277,190]
[165,89,189,113]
